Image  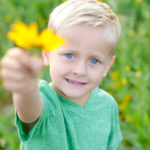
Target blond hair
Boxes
[48,0,121,53]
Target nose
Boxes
[72,61,86,76]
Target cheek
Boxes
[88,69,104,83]
[49,59,70,78]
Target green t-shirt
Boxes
[16,80,122,150]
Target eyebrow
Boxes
[60,48,79,54]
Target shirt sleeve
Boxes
[107,101,123,150]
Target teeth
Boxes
[67,79,84,84]
[68,79,79,83]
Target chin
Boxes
[63,92,82,99]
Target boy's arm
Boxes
[13,87,43,123]
[13,88,43,133]
[1,47,44,129]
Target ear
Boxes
[42,50,50,66]
[103,55,115,77]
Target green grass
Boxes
[0,106,19,150]
[0,0,150,149]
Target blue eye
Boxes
[91,59,99,64]
[65,53,74,59]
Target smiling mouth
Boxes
[65,78,87,86]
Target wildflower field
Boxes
[0,0,150,149]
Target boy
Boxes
[1,0,122,149]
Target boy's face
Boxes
[43,25,115,105]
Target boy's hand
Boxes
[0,47,44,94]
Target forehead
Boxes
[58,25,113,56]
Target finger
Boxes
[4,78,37,94]
[1,68,27,82]
[0,57,43,83]
[6,47,33,72]
[1,56,23,71]
[2,79,32,93]
[6,47,24,58]
[6,47,44,75]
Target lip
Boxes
[65,78,87,87]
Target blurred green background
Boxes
[0,0,150,149]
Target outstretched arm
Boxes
[1,47,44,125]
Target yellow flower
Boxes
[136,0,142,3]
[119,102,127,111]
[7,22,40,49]
[39,28,66,52]
[125,65,131,72]
[145,11,150,19]
[7,21,66,52]
[111,71,120,80]
[125,114,131,121]
[120,94,131,111]
[136,71,141,77]
[129,30,135,36]
[114,81,121,89]
[124,94,132,101]
[122,78,128,85]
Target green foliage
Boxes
[0,106,19,150]
[0,0,62,149]
[0,0,150,149]
[102,0,150,149]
